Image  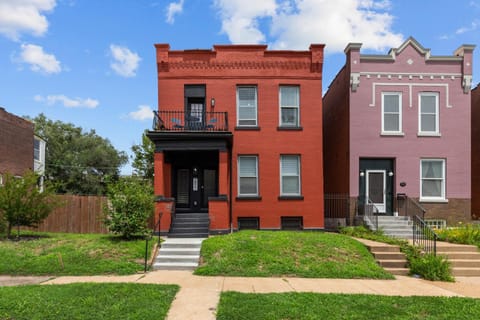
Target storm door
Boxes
[366,170,386,212]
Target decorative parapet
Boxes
[350,72,360,92]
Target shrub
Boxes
[436,224,480,247]
[103,177,154,239]
[409,253,454,282]
[0,171,59,238]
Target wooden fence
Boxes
[30,194,109,234]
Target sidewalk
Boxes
[23,271,479,320]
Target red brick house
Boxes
[148,44,325,236]
[0,107,34,181]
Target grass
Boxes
[0,231,157,275]
[0,283,178,320]
[195,230,394,279]
[216,292,480,320]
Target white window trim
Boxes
[280,155,301,196]
[419,158,447,202]
[237,155,258,196]
[236,86,258,127]
[279,85,300,127]
[418,92,440,136]
[381,92,403,135]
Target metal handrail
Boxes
[412,215,438,256]
[144,211,163,273]
[364,197,380,231]
[152,110,229,132]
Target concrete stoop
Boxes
[366,243,409,276]
[153,238,205,271]
[435,243,480,277]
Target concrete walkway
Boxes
[0,272,472,320]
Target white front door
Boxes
[366,170,386,213]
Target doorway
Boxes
[359,158,394,215]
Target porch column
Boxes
[219,150,229,196]
[153,151,172,234]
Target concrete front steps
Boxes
[153,238,205,270]
[376,216,413,239]
[169,212,210,238]
[434,242,480,277]
[355,238,409,276]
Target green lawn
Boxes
[0,232,157,275]
[195,230,394,279]
[217,292,480,320]
[0,283,178,320]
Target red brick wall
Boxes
[155,44,325,230]
[322,67,350,194]
[0,108,34,176]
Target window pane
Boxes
[421,114,436,132]
[238,87,256,107]
[384,114,399,131]
[421,95,436,113]
[422,180,442,197]
[239,157,257,176]
[239,106,256,120]
[281,108,298,126]
[240,177,257,194]
[384,95,399,113]
[422,161,443,178]
[280,86,299,107]
[282,176,299,194]
[281,156,299,175]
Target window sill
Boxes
[236,196,262,201]
[277,126,303,131]
[419,198,448,203]
[235,126,261,131]
[381,132,404,137]
[417,132,441,137]
[278,195,304,200]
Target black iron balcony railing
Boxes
[153,110,228,132]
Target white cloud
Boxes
[109,44,141,77]
[455,20,479,35]
[214,0,403,53]
[214,0,276,43]
[128,105,154,121]
[35,94,99,109]
[166,0,184,24]
[0,0,56,40]
[19,43,61,74]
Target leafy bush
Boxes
[436,224,480,247]
[103,177,154,239]
[409,253,454,282]
[0,171,59,238]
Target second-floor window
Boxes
[419,92,439,135]
[381,92,402,134]
[279,86,300,127]
[34,138,41,161]
[237,86,257,126]
[238,156,258,196]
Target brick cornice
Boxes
[158,60,321,72]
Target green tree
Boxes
[103,177,154,239]
[131,130,154,181]
[30,114,128,195]
[0,171,59,238]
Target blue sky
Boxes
[1,0,479,174]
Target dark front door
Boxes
[174,166,217,212]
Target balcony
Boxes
[153,110,229,132]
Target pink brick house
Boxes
[323,37,474,226]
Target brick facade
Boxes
[0,107,34,177]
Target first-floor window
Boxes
[280,155,301,195]
[238,156,258,196]
[420,159,445,200]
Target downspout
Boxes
[229,136,233,233]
